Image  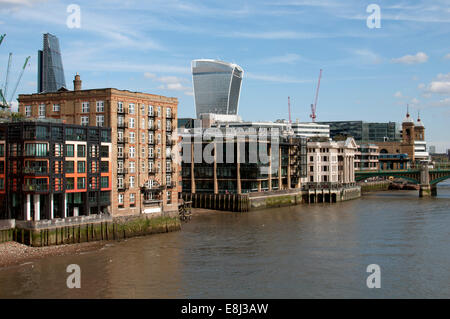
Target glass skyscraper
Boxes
[318,121,402,142]
[191,59,244,118]
[38,33,66,93]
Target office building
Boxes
[38,33,67,93]
[18,74,180,217]
[355,144,379,171]
[192,59,243,119]
[0,120,112,220]
[318,121,401,142]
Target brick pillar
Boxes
[214,142,218,194]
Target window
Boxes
[118,146,124,158]
[100,146,109,157]
[0,144,4,157]
[157,134,161,144]
[141,161,145,173]
[96,101,104,112]
[118,116,125,127]
[38,104,46,118]
[82,102,90,113]
[77,177,86,189]
[101,161,109,173]
[141,132,146,143]
[166,120,172,131]
[66,144,74,157]
[101,176,109,188]
[157,106,161,117]
[0,178,4,190]
[25,105,32,117]
[128,103,135,114]
[129,176,135,188]
[148,105,153,115]
[66,161,74,173]
[53,104,60,112]
[77,145,86,157]
[167,191,172,204]
[166,174,171,185]
[81,116,89,126]
[148,119,154,129]
[148,160,154,172]
[141,117,145,129]
[118,102,124,113]
[148,147,154,158]
[149,133,154,144]
[141,147,145,158]
[129,161,135,173]
[118,177,124,189]
[140,104,145,115]
[310,166,314,172]
[25,143,48,156]
[129,118,135,128]
[96,115,104,127]
[129,146,135,158]
[129,132,135,143]
[166,107,171,118]
[130,193,135,204]
[166,160,172,172]
[67,178,75,190]
[118,194,124,205]
[157,120,161,130]
[77,161,86,173]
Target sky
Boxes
[0,0,449,152]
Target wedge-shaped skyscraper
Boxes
[192,59,244,118]
[38,33,66,93]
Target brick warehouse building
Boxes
[0,120,112,220]
[18,74,180,217]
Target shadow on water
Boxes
[0,184,449,298]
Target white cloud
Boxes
[427,81,450,94]
[353,49,382,64]
[246,72,311,84]
[394,91,403,98]
[391,52,428,64]
[444,54,450,60]
[428,98,450,108]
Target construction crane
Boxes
[9,56,31,106]
[3,53,12,99]
[288,96,292,123]
[0,34,31,109]
[310,69,323,122]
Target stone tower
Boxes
[415,113,425,141]
[402,107,415,145]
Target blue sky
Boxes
[1,0,449,151]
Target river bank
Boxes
[0,241,105,269]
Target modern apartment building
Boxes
[181,132,307,194]
[18,74,180,217]
[307,137,357,185]
[0,120,112,220]
[38,33,66,93]
[355,144,379,171]
[192,59,244,119]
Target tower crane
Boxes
[310,69,322,122]
[0,33,31,109]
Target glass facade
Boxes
[192,60,243,117]
[38,33,66,93]
[319,121,401,142]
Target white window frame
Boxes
[129,146,135,158]
[129,132,135,144]
[96,115,104,127]
[129,176,135,188]
[118,194,124,204]
[81,116,89,126]
[117,102,124,113]
[96,101,104,112]
[129,161,135,173]
[82,102,90,113]
[129,118,135,128]
[128,103,135,114]
[53,104,60,112]
[25,105,32,117]
[38,104,46,118]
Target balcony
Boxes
[117,122,128,129]
[117,183,128,191]
[166,126,172,132]
[148,153,154,159]
[143,199,162,206]
[117,168,128,175]
[117,137,128,144]
[23,167,48,175]
[148,112,155,118]
[167,181,177,188]
[22,184,49,192]
[148,140,155,145]
[148,168,156,175]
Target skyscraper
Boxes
[38,33,66,93]
[191,59,244,118]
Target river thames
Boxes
[1,185,449,298]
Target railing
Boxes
[302,182,357,191]
[117,183,128,191]
[22,184,49,192]
[23,167,48,174]
[143,199,162,206]
[117,122,128,128]
[117,168,128,174]
[117,137,128,144]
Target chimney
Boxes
[73,73,82,91]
